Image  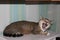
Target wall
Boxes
[55,5,60,33]
[10,5,40,22]
[25,5,40,22]
[0,5,10,32]
[10,4,26,23]
[48,5,57,32]
[39,5,48,18]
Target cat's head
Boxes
[39,17,52,32]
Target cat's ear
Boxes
[49,19,54,25]
[40,16,45,20]
[39,16,45,22]
[42,17,45,20]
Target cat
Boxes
[3,17,52,37]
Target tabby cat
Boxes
[3,17,52,37]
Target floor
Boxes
[0,31,59,40]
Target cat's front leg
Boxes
[46,32,50,36]
[40,31,50,36]
[45,31,50,36]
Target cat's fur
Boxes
[3,17,51,37]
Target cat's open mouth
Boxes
[42,23,48,29]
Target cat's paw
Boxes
[47,32,50,36]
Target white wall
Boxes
[0,5,10,32]
[48,5,60,33]
[56,5,60,33]
[48,5,57,32]
[25,5,40,22]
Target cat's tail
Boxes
[3,32,23,37]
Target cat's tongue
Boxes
[42,23,47,29]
